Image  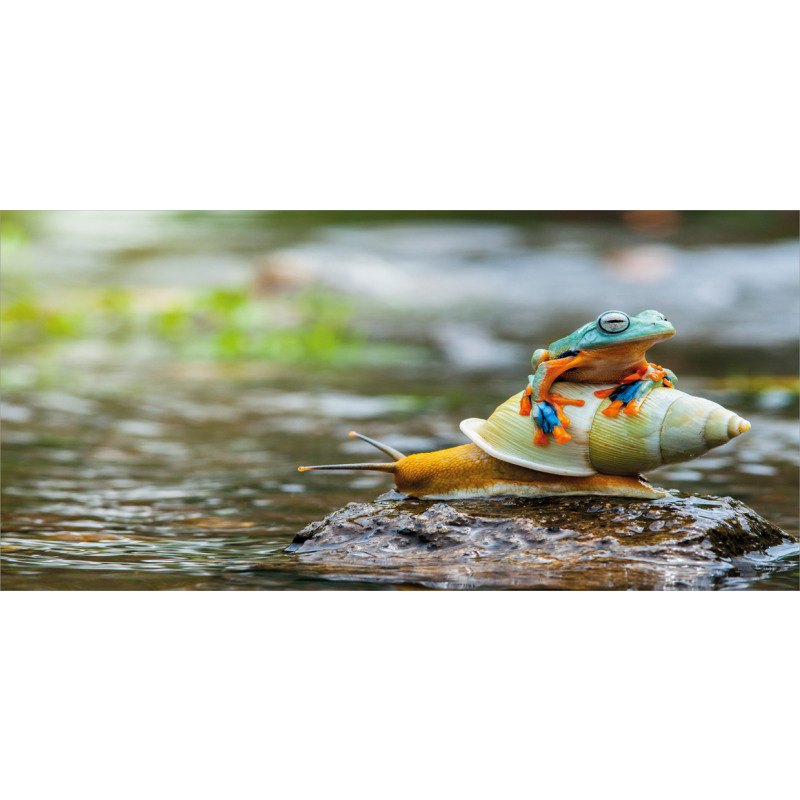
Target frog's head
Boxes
[552,309,675,353]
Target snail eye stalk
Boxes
[597,311,630,334]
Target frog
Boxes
[519,310,677,445]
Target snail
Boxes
[298,382,751,500]
[298,311,750,500]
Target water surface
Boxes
[2,212,798,589]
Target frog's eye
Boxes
[597,311,630,333]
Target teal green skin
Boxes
[541,309,676,363]
[525,310,678,438]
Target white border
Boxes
[2,1,798,796]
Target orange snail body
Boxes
[298,439,662,500]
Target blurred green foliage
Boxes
[1,248,372,393]
[151,286,366,362]
[1,282,366,366]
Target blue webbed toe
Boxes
[533,401,561,433]
[607,381,643,404]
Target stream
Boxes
[2,212,798,590]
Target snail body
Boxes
[345,442,667,500]
[298,382,750,500]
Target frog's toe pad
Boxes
[602,399,624,417]
[552,425,571,444]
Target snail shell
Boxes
[460,383,750,477]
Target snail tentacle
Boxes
[348,430,406,461]
[298,462,397,473]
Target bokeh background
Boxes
[2,210,798,589]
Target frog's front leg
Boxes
[521,354,587,444]
[519,350,549,416]
[594,362,678,417]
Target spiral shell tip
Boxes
[734,417,751,436]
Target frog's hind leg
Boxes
[645,363,678,389]
[599,381,643,417]
[528,354,589,444]
[530,348,549,371]
[596,363,676,417]
[663,367,678,389]
[620,365,677,414]
[594,365,647,400]
[622,383,651,415]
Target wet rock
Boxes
[280,491,791,590]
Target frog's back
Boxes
[548,321,596,356]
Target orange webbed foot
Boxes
[620,365,648,384]
[520,390,533,416]
[645,362,667,382]
[531,396,579,445]
[601,399,624,417]
[544,392,585,427]
[533,429,548,446]
[547,392,585,408]
[549,400,572,427]
[594,386,616,399]
[552,425,571,444]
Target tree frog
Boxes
[519,310,677,445]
